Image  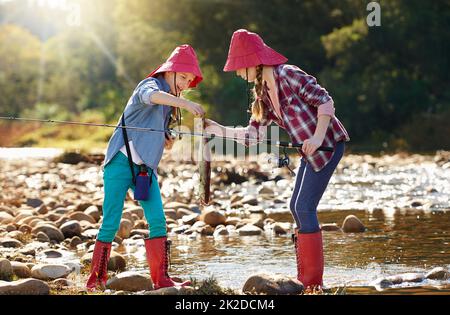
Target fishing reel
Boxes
[268,147,296,176]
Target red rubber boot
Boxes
[294,230,324,289]
[144,237,191,289]
[86,240,112,291]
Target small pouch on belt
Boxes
[134,165,153,201]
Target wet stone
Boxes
[106,271,153,292]
[0,279,50,295]
[243,273,303,295]
[425,267,450,280]
[0,258,13,281]
[238,224,262,236]
[342,215,366,233]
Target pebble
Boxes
[60,220,82,238]
[0,258,13,281]
[342,215,366,233]
[106,271,153,292]
[31,264,72,280]
[243,273,303,295]
[0,237,23,248]
[237,224,262,236]
[0,278,50,295]
[10,261,31,278]
[200,209,226,227]
[425,267,450,280]
[31,224,65,242]
[320,223,342,232]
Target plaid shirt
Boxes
[245,64,350,172]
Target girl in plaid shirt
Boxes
[206,29,350,290]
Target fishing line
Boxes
[0,116,333,151]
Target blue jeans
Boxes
[289,142,345,233]
[97,152,167,242]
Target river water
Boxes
[118,151,450,294]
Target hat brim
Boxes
[223,47,287,72]
[146,62,203,88]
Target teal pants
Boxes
[97,151,167,242]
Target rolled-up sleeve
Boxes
[137,79,161,105]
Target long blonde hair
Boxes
[251,65,267,122]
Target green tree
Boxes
[0,24,41,116]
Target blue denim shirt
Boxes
[104,75,173,173]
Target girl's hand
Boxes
[302,135,323,156]
[185,100,205,117]
[164,134,175,150]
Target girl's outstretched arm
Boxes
[205,118,270,146]
[150,91,205,117]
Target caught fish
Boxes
[197,118,212,205]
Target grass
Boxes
[15,124,111,152]
[2,110,112,153]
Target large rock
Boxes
[106,271,153,292]
[0,279,50,295]
[60,220,82,238]
[109,252,127,271]
[0,259,13,281]
[125,206,144,219]
[243,273,303,295]
[118,219,133,239]
[200,209,226,227]
[36,232,50,243]
[238,224,262,236]
[0,206,14,216]
[181,213,200,225]
[41,249,63,258]
[31,264,72,280]
[11,261,31,279]
[0,212,14,224]
[68,212,96,224]
[0,237,23,248]
[426,267,450,280]
[31,224,65,242]
[84,206,101,222]
[26,198,44,208]
[342,215,366,233]
[271,222,291,235]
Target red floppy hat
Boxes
[223,29,288,72]
[146,44,203,88]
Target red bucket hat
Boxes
[223,29,288,72]
[146,44,203,88]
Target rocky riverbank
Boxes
[1,150,449,294]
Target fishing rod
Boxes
[0,116,333,152]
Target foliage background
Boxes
[0,0,449,152]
